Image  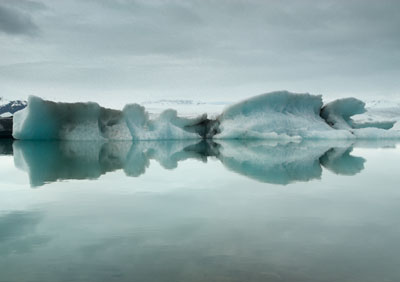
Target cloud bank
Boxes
[0,0,399,106]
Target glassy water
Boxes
[0,139,400,282]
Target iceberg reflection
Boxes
[217,140,367,184]
[12,140,214,187]
[7,139,384,187]
[319,147,365,176]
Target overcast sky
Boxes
[0,0,399,107]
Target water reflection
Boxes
[12,140,218,187]
[0,211,49,256]
[217,140,364,184]
[1,139,400,282]
[0,139,388,187]
[320,147,365,175]
[0,139,13,155]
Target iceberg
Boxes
[13,96,209,140]
[321,98,366,130]
[215,91,352,139]
[12,92,400,140]
[123,104,211,140]
[353,99,400,126]
[320,97,397,130]
[321,98,400,139]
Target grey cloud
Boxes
[0,1,43,35]
[56,0,400,64]
[2,0,46,10]
[0,0,399,102]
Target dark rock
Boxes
[0,117,13,138]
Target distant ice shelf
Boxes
[12,91,400,140]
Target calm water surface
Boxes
[0,139,399,282]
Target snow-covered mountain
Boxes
[0,98,27,117]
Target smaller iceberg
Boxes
[321,98,400,139]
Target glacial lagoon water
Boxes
[0,139,400,282]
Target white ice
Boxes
[12,92,400,140]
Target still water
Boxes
[0,139,400,282]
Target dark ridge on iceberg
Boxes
[320,98,367,129]
[184,118,220,139]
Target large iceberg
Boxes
[12,92,400,140]
[215,91,352,139]
[13,96,210,140]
